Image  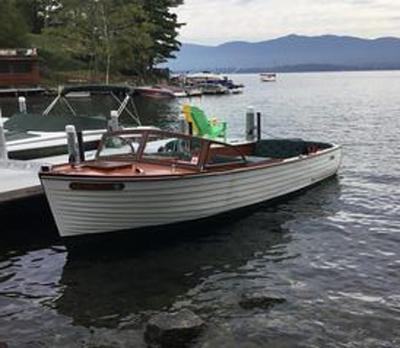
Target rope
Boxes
[261,129,281,139]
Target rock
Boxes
[0,342,8,348]
[145,309,205,347]
[239,292,286,310]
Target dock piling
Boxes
[0,109,8,160]
[256,112,262,141]
[66,125,80,165]
[179,115,189,134]
[246,106,256,141]
[18,96,27,114]
[77,131,85,162]
[108,110,120,131]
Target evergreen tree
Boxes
[141,0,184,68]
[16,0,61,34]
[0,0,29,48]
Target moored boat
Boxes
[4,85,141,159]
[135,86,175,99]
[230,87,243,94]
[40,128,342,238]
[185,87,203,97]
[171,73,244,95]
[260,73,277,82]
[199,82,229,95]
[172,89,188,98]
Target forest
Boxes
[0,0,183,83]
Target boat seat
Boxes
[207,154,244,165]
[254,139,308,158]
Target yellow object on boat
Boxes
[182,104,199,134]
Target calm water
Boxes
[1,72,400,347]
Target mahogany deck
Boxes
[51,161,199,177]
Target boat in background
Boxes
[135,86,175,99]
[230,87,243,94]
[171,72,244,95]
[169,86,204,98]
[40,127,342,239]
[171,88,187,98]
[4,85,141,160]
[260,73,277,82]
[185,87,203,97]
[199,82,229,95]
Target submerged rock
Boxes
[145,309,205,347]
[239,292,286,310]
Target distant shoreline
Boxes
[168,34,400,73]
[172,65,400,74]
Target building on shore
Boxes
[0,48,41,94]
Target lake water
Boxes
[1,72,400,347]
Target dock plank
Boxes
[0,152,95,204]
[0,166,42,203]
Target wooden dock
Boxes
[0,155,66,204]
[0,152,96,204]
[0,160,45,203]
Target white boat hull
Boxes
[6,128,138,159]
[261,77,276,82]
[41,147,342,238]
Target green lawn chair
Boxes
[189,106,227,139]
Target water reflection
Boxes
[132,96,180,128]
[54,178,341,329]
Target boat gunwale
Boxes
[39,144,342,182]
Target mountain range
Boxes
[167,34,400,72]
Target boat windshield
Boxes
[95,130,246,168]
[142,133,202,166]
[97,133,142,159]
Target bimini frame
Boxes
[42,85,141,125]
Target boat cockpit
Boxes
[45,129,335,178]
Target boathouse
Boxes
[0,48,40,88]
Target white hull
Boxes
[41,147,342,238]
[173,91,188,98]
[260,73,277,82]
[7,128,138,158]
[261,77,276,82]
[7,129,105,154]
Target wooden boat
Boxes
[40,128,342,238]
[260,73,277,82]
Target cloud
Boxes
[175,0,400,44]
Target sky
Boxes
[175,0,400,45]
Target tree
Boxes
[44,0,155,82]
[0,0,29,48]
[141,0,184,69]
[39,0,184,81]
[16,0,61,34]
